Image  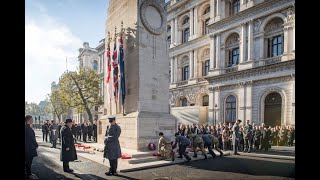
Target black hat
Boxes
[108,115,116,120]
[65,119,72,123]
[237,119,242,123]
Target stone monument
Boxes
[98,0,177,151]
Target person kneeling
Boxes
[158,132,174,161]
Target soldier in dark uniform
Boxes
[243,120,253,153]
[42,121,48,142]
[58,122,62,142]
[254,126,262,150]
[60,119,78,173]
[173,133,191,162]
[49,120,59,148]
[232,120,241,155]
[104,115,122,176]
[71,121,77,143]
[81,122,88,142]
[93,120,98,142]
[77,124,82,141]
[88,122,93,141]
[25,115,39,179]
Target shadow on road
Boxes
[179,156,295,178]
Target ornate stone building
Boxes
[167,0,295,127]
[72,40,105,124]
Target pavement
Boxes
[32,130,295,179]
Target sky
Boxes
[25,0,108,104]
[26,0,170,104]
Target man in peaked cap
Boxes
[104,115,122,176]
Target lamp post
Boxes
[214,104,218,126]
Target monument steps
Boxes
[128,156,160,164]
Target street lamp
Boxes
[214,104,218,126]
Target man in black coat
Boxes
[41,121,47,142]
[25,115,39,179]
[93,120,98,142]
[81,122,88,142]
[60,119,78,173]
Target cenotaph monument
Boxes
[98,0,177,151]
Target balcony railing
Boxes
[197,78,208,82]
[225,66,239,73]
[177,80,188,86]
[264,56,282,65]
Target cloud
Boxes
[25,10,82,103]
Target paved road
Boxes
[33,130,294,180]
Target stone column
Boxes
[190,8,194,39]
[171,19,175,45]
[193,50,198,78]
[210,34,215,70]
[216,33,221,68]
[245,81,252,122]
[238,82,245,121]
[189,51,194,78]
[208,87,214,125]
[291,74,295,126]
[173,56,178,82]
[194,6,198,38]
[258,34,264,59]
[292,25,295,52]
[174,17,178,44]
[240,23,247,63]
[213,86,221,124]
[248,20,254,61]
[216,0,221,20]
[210,0,215,22]
[283,27,289,55]
[170,57,174,83]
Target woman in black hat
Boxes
[60,118,78,172]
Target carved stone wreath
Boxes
[140,0,166,35]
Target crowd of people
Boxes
[157,119,295,161]
[176,120,295,152]
[41,120,98,146]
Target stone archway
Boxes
[264,92,282,127]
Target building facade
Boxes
[167,0,295,127]
[72,41,105,124]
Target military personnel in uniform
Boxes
[243,120,253,153]
[202,133,216,158]
[208,133,224,157]
[49,120,59,148]
[104,115,121,176]
[173,133,191,162]
[232,120,241,155]
[188,133,207,159]
[278,126,284,146]
[158,132,174,161]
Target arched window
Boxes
[264,18,284,58]
[204,7,210,15]
[181,97,188,107]
[225,33,240,67]
[202,60,210,76]
[182,65,189,81]
[183,17,189,25]
[183,28,189,43]
[203,19,210,35]
[93,60,98,71]
[225,95,236,123]
[202,95,209,106]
